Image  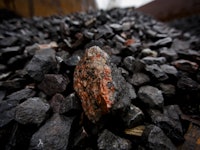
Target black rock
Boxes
[38,74,69,96]
[0,78,27,91]
[143,125,176,150]
[29,114,74,150]
[49,93,66,113]
[59,93,82,115]
[0,37,18,47]
[160,64,178,78]
[159,47,178,61]
[15,97,50,125]
[109,23,122,31]
[138,85,164,109]
[0,90,6,102]
[64,55,81,67]
[129,73,150,86]
[142,56,166,65]
[25,48,57,81]
[172,59,199,73]
[152,37,172,48]
[123,56,135,72]
[158,83,176,99]
[122,104,144,128]
[145,64,168,81]
[98,129,132,150]
[148,107,184,143]
[177,76,199,91]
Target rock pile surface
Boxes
[0,8,200,149]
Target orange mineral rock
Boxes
[74,46,115,123]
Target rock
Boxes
[6,88,36,101]
[142,57,166,65]
[160,64,178,78]
[0,90,6,102]
[122,105,144,128]
[74,46,132,123]
[74,46,115,123]
[0,37,18,47]
[177,49,200,63]
[152,37,172,48]
[29,114,74,150]
[129,73,150,86]
[177,76,199,91]
[158,83,176,99]
[1,46,21,54]
[98,129,132,150]
[148,109,184,143]
[141,48,157,57]
[0,88,35,127]
[143,125,176,150]
[145,64,168,81]
[59,93,82,115]
[15,97,50,125]
[64,55,81,67]
[159,47,178,61]
[123,56,139,72]
[172,59,199,73]
[38,74,69,96]
[138,85,164,109]
[0,78,26,91]
[49,93,66,113]
[25,48,57,81]
[109,23,122,31]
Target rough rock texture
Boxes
[38,74,69,96]
[15,97,50,125]
[29,114,74,150]
[138,85,164,109]
[98,129,132,150]
[74,46,115,122]
[25,48,57,81]
[143,125,176,150]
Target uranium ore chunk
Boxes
[74,46,115,123]
[74,46,133,123]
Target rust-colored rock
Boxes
[74,46,115,123]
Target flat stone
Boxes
[25,48,57,81]
[142,56,166,65]
[98,129,131,150]
[153,37,172,48]
[15,97,50,125]
[159,83,176,98]
[138,85,164,109]
[38,74,69,96]
[30,114,74,150]
[64,55,81,66]
[172,59,199,73]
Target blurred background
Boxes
[0,0,200,21]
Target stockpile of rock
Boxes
[0,8,200,149]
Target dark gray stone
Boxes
[145,64,168,81]
[122,104,144,128]
[25,48,57,81]
[177,76,199,91]
[129,73,150,86]
[123,56,135,72]
[60,93,82,114]
[29,114,74,150]
[138,85,164,109]
[159,83,176,98]
[64,55,81,66]
[15,97,50,125]
[160,64,178,77]
[142,56,166,65]
[143,125,176,150]
[159,48,178,61]
[153,37,172,47]
[38,74,69,96]
[0,37,18,47]
[98,129,131,150]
